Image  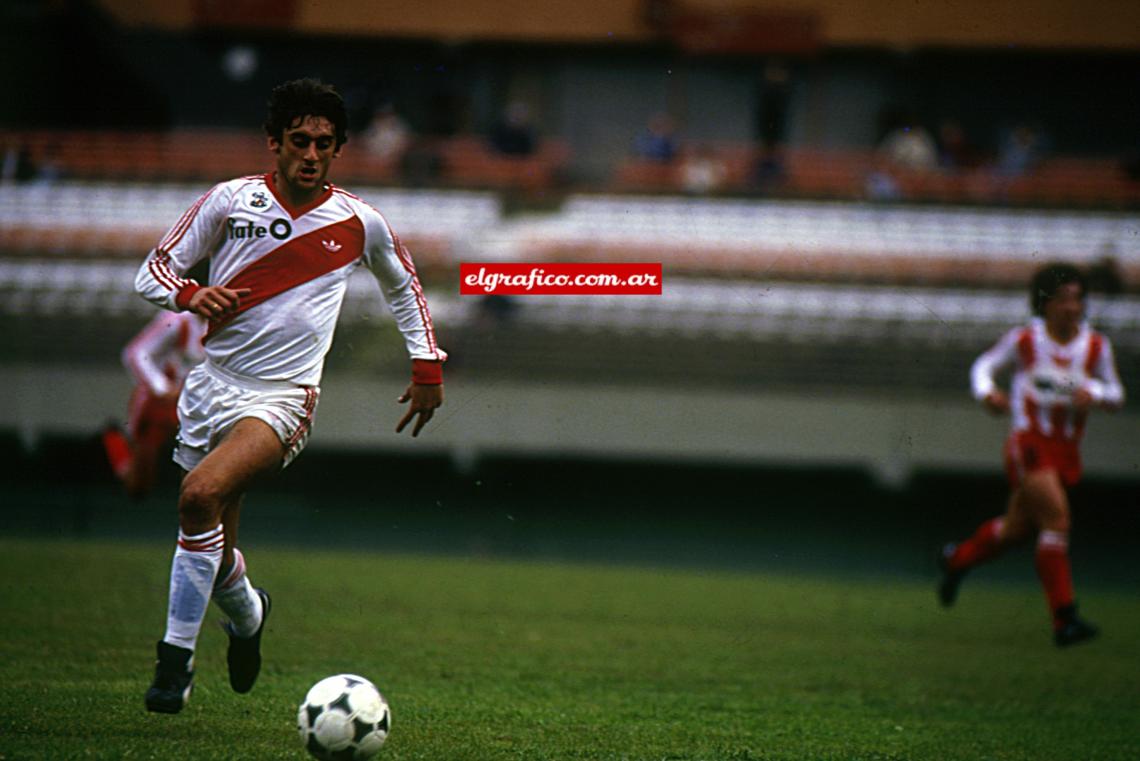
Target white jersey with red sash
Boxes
[134,173,445,386]
[971,317,1124,443]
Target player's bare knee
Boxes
[178,475,228,530]
[1039,511,1071,533]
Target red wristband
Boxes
[411,359,443,385]
[175,283,201,311]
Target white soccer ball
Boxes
[297,674,391,760]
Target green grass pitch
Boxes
[1,538,1138,760]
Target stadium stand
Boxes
[4,256,1137,383]
[0,129,572,196]
[434,136,572,194]
[499,194,1140,288]
[612,145,1140,209]
[1,19,1136,401]
[0,181,501,280]
[5,129,1136,208]
[5,184,1135,286]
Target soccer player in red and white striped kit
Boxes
[136,79,446,712]
[938,263,1124,647]
[102,311,206,499]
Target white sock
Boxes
[212,548,263,638]
[163,524,224,651]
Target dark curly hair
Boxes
[1030,262,1087,316]
[264,78,348,150]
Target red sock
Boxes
[101,427,132,479]
[949,517,1006,572]
[1035,530,1074,629]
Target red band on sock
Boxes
[177,525,224,553]
[214,548,246,592]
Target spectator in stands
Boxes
[879,121,938,172]
[102,312,207,500]
[996,124,1043,177]
[361,102,412,165]
[938,263,1125,648]
[936,120,982,171]
[632,112,678,163]
[864,155,902,201]
[749,146,786,194]
[749,61,791,194]
[680,146,727,195]
[756,60,791,151]
[1,141,38,183]
[2,140,62,185]
[489,100,537,157]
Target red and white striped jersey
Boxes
[122,311,207,397]
[135,173,446,386]
[971,318,1125,442]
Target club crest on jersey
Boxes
[227,217,292,241]
[248,191,269,209]
[322,239,342,253]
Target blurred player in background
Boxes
[938,263,1125,647]
[135,78,446,713]
[102,311,206,499]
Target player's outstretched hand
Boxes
[983,390,1010,415]
[189,286,253,321]
[396,383,444,437]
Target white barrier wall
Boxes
[3,364,1136,487]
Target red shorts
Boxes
[1003,430,1082,489]
[127,385,180,446]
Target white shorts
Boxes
[173,360,320,472]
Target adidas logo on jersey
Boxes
[322,239,342,253]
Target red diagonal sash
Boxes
[205,215,365,341]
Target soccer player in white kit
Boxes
[136,79,446,712]
[938,263,1124,647]
[102,311,206,499]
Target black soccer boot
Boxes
[145,640,194,713]
[937,543,965,607]
[1054,604,1099,648]
[225,587,271,693]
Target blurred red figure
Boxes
[938,263,1125,647]
[102,311,206,499]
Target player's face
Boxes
[269,115,339,200]
[1043,282,1084,335]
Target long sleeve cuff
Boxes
[412,359,444,385]
[174,283,201,311]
